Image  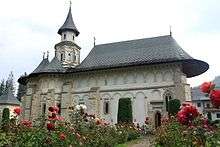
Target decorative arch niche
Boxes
[163,90,173,112]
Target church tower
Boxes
[55,4,81,67]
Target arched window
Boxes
[64,34,66,40]
[73,35,75,40]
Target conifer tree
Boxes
[0,79,5,96]
[5,71,15,95]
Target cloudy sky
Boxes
[0,0,219,88]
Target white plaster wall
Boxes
[25,63,189,125]
[61,31,76,42]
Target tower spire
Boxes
[58,3,79,36]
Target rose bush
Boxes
[200,81,220,108]
[154,81,220,147]
[0,105,143,146]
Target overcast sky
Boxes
[0,0,219,88]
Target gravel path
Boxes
[127,136,154,147]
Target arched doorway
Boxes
[155,111,161,128]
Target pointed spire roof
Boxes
[32,58,49,74]
[0,89,20,106]
[41,57,65,72]
[58,6,79,36]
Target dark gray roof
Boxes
[191,87,209,101]
[41,57,65,73]
[0,90,20,106]
[75,35,208,78]
[32,58,49,74]
[58,6,79,36]
[18,35,209,84]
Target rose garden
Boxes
[0,82,220,146]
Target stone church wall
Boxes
[22,63,191,125]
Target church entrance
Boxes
[155,111,161,128]
[117,98,132,123]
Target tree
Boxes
[5,71,15,95]
[168,99,181,116]
[117,98,132,123]
[0,79,5,96]
[16,72,27,101]
[1,108,10,131]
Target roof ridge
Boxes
[95,35,171,46]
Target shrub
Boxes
[1,108,10,131]
[118,98,132,123]
[168,99,181,116]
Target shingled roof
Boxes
[74,35,208,78]
[0,90,20,106]
[32,58,49,74]
[58,6,79,36]
[41,57,66,73]
[19,35,209,84]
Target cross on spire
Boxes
[169,25,172,36]
[69,0,72,7]
[43,52,45,59]
[94,36,96,47]
[47,51,49,59]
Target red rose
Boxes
[14,107,21,115]
[210,90,220,108]
[47,123,55,131]
[59,132,66,140]
[48,107,54,112]
[177,104,199,125]
[54,107,59,113]
[21,119,32,127]
[200,82,215,94]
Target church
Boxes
[18,5,209,126]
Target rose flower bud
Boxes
[200,82,215,94]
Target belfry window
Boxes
[61,53,64,61]
[64,34,66,40]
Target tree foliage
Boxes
[16,72,27,101]
[168,99,181,115]
[0,72,15,97]
[5,71,15,95]
[0,80,5,97]
[117,98,133,123]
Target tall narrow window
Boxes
[64,34,66,40]
[73,35,74,40]
[104,102,109,114]
[61,54,63,61]
[165,94,172,111]
[42,103,46,117]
